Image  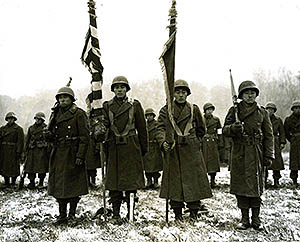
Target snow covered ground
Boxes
[0,153,299,241]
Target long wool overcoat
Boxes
[102,97,148,191]
[223,101,274,197]
[24,122,50,174]
[143,119,163,173]
[202,115,222,173]
[0,123,24,177]
[86,137,101,171]
[157,102,212,202]
[268,114,286,171]
[284,113,300,170]
[48,104,89,199]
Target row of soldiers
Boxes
[0,76,300,231]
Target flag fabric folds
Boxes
[81,0,104,114]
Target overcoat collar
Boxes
[56,104,78,124]
[31,123,46,135]
[147,120,156,132]
[205,115,217,128]
[173,101,191,124]
[109,96,133,118]
[238,101,258,121]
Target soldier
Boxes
[223,80,274,230]
[202,103,222,188]
[24,112,50,189]
[0,112,24,188]
[101,76,148,223]
[157,79,212,221]
[143,108,163,189]
[284,100,300,187]
[265,102,286,188]
[46,85,89,224]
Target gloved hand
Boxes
[263,158,273,167]
[231,122,243,134]
[162,141,175,152]
[280,143,285,150]
[75,158,83,166]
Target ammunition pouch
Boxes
[115,136,128,145]
[1,141,16,146]
[240,134,262,146]
[177,135,188,145]
[54,136,79,148]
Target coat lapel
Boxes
[56,105,77,125]
[176,103,191,124]
[109,97,132,119]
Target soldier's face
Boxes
[174,88,188,103]
[113,84,127,98]
[146,114,154,122]
[58,94,72,108]
[242,90,257,104]
[293,107,300,115]
[35,118,43,125]
[266,108,275,116]
[205,108,214,116]
[7,118,15,125]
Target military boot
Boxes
[189,209,199,220]
[11,177,17,188]
[54,201,68,225]
[69,200,79,220]
[111,202,122,225]
[38,177,44,188]
[251,207,263,231]
[28,179,35,190]
[210,174,217,188]
[90,176,96,188]
[236,209,250,230]
[273,179,280,189]
[4,177,10,188]
[173,208,183,222]
[292,178,298,188]
[146,177,153,189]
[153,178,159,189]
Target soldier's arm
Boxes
[283,117,291,142]
[262,109,275,160]
[279,118,286,145]
[223,107,236,137]
[76,110,90,160]
[17,126,25,156]
[156,105,167,150]
[194,104,205,139]
[24,127,31,153]
[134,100,148,156]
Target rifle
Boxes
[229,69,240,123]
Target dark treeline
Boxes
[0,67,299,133]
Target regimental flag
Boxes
[81,0,104,116]
[159,0,177,143]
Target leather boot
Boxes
[111,201,122,225]
[4,177,10,188]
[292,178,298,188]
[146,178,153,189]
[210,174,217,188]
[54,201,68,225]
[11,177,17,187]
[189,209,199,220]
[173,208,183,221]
[273,179,279,189]
[236,208,250,230]
[90,176,96,188]
[28,179,35,190]
[251,207,263,231]
[38,177,44,188]
[153,178,159,189]
[69,200,79,219]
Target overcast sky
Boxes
[1,0,300,98]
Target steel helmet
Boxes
[145,108,156,117]
[265,102,277,112]
[55,86,75,101]
[238,80,259,99]
[174,79,191,96]
[5,112,17,121]
[203,103,215,112]
[34,112,46,121]
[111,76,131,92]
[291,100,300,111]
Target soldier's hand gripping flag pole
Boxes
[81,0,107,221]
[159,0,177,224]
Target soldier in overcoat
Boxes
[265,102,286,188]
[284,100,300,187]
[143,108,163,189]
[24,112,50,189]
[223,80,274,230]
[46,86,89,224]
[202,102,222,188]
[0,112,24,187]
[157,79,212,221]
[101,76,148,223]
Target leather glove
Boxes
[162,141,175,152]
[263,158,273,167]
[231,122,243,134]
[280,144,285,150]
[75,158,83,166]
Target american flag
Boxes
[81,0,104,116]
